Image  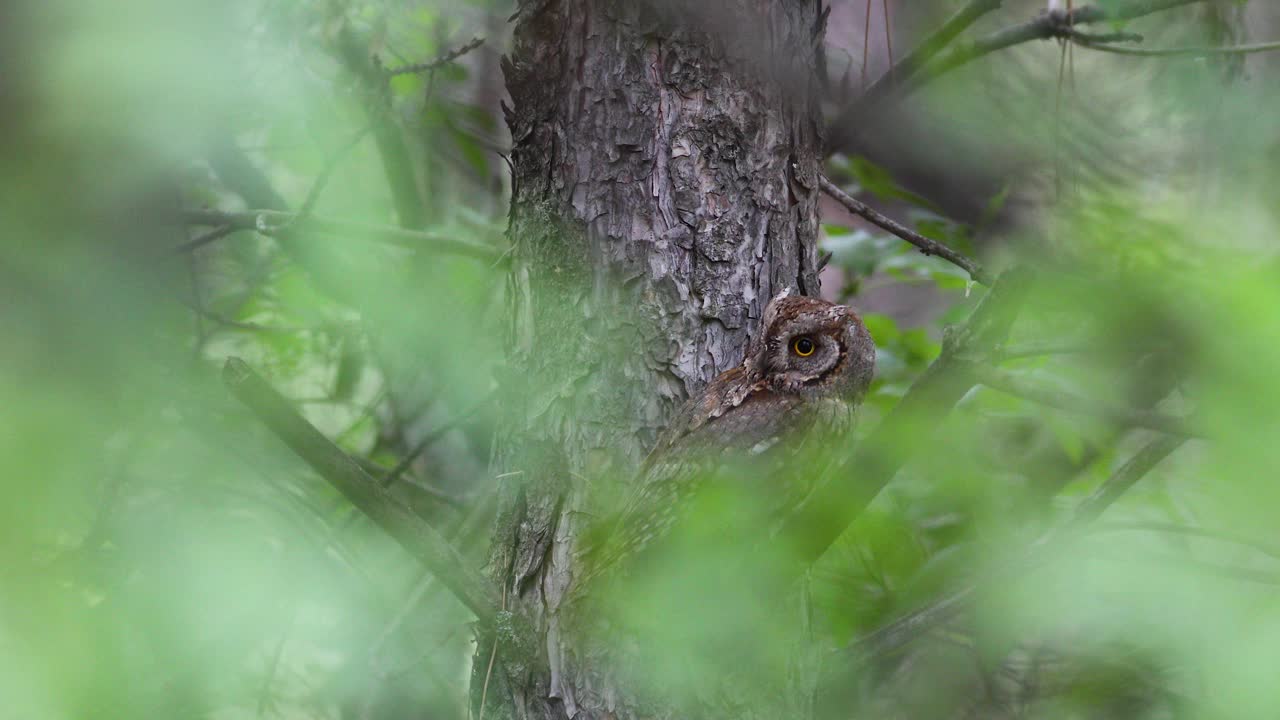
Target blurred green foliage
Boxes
[2,0,1280,718]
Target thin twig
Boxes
[1073,37,1280,57]
[1067,29,1145,44]
[1092,521,1280,561]
[354,457,465,510]
[332,24,428,229]
[861,0,872,90]
[827,0,1208,155]
[75,436,136,555]
[820,175,990,285]
[174,224,236,254]
[176,298,306,334]
[881,0,894,73]
[385,36,485,76]
[995,340,1094,361]
[884,0,1004,86]
[971,366,1200,438]
[477,583,505,720]
[1054,32,1069,199]
[1129,550,1280,586]
[914,0,1205,91]
[366,488,496,663]
[255,608,298,719]
[362,488,497,720]
[381,390,497,489]
[222,356,501,622]
[834,0,1002,151]
[1067,435,1189,527]
[186,252,207,356]
[180,208,503,262]
[291,124,374,226]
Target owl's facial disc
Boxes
[780,329,842,384]
[743,292,875,402]
[745,296,857,392]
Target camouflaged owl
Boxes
[583,290,876,583]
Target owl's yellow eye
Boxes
[791,336,815,357]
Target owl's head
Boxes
[745,290,876,401]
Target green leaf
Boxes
[451,127,489,177]
[389,72,426,98]
[821,229,897,276]
[862,312,902,346]
[846,156,942,212]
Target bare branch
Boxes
[174,225,235,254]
[912,0,1206,93]
[180,208,504,262]
[1065,0,1213,23]
[384,36,486,76]
[1066,29,1145,45]
[820,175,991,285]
[222,356,501,623]
[1067,435,1188,527]
[1073,37,1280,57]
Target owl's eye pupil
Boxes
[792,336,815,357]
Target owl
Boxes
[582,290,876,585]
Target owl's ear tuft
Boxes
[760,288,794,330]
[746,288,795,373]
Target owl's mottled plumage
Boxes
[583,291,876,583]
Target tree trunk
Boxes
[482,1,827,718]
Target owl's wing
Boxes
[642,367,752,466]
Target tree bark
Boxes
[482,1,827,718]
